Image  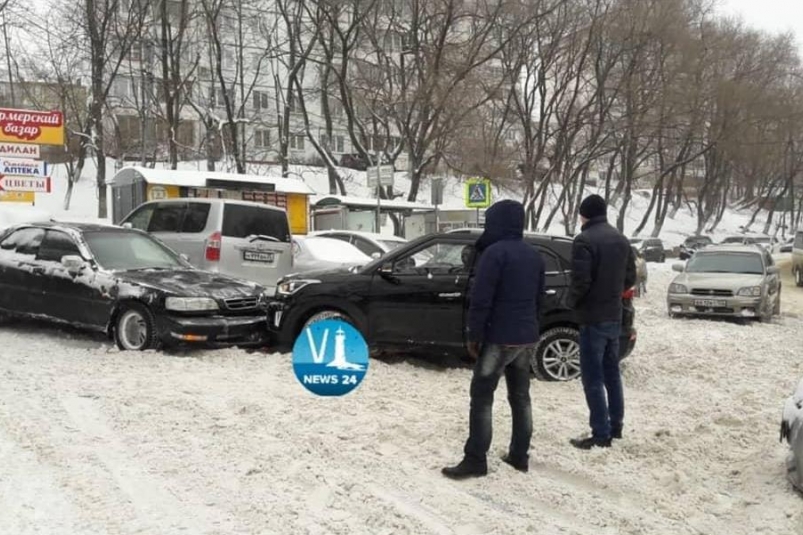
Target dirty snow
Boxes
[1,262,802,535]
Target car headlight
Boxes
[165,297,219,312]
[736,286,762,297]
[668,283,688,294]
[277,279,319,296]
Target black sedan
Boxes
[0,222,270,350]
[267,230,637,381]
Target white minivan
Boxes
[120,198,293,295]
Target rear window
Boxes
[222,205,290,242]
[0,227,45,255]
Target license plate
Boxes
[243,250,274,263]
[693,299,727,308]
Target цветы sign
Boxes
[0,108,65,146]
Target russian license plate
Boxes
[243,250,274,263]
[693,299,727,308]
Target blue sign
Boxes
[465,178,491,208]
[292,319,369,397]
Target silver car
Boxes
[667,244,781,322]
[120,198,293,295]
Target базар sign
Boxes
[0,108,65,146]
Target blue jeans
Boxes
[464,344,534,466]
[579,322,624,439]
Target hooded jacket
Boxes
[467,200,546,345]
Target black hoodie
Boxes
[467,200,546,345]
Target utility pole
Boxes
[375,149,381,233]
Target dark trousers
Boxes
[579,322,624,439]
[464,344,534,466]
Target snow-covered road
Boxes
[1,264,802,535]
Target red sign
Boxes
[0,174,51,193]
[0,108,65,146]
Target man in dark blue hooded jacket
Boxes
[442,199,546,479]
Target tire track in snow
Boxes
[61,395,216,535]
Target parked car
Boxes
[291,235,372,274]
[793,230,803,287]
[780,377,803,493]
[119,198,293,295]
[630,237,666,263]
[0,222,270,350]
[309,230,407,259]
[720,233,776,251]
[267,230,637,382]
[679,235,713,260]
[776,236,794,254]
[338,153,391,171]
[667,244,781,322]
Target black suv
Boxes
[266,230,637,381]
[630,237,666,263]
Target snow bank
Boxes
[0,204,52,231]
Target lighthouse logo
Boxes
[291,319,369,396]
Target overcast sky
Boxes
[720,0,803,51]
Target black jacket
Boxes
[569,216,637,325]
[468,200,546,345]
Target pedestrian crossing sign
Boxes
[465,178,491,208]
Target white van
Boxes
[120,198,293,295]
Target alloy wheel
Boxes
[541,339,581,381]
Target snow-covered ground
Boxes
[0,264,801,535]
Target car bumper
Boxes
[266,300,295,350]
[667,295,763,318]
[157,314,269,347]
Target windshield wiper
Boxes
[247,234,281,243]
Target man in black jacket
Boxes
[442,200,546,479]
[569,195,637,449]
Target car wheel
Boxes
[114,303,160,351]
[532,327,581,381]
[302,310,352,331]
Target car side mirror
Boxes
[672,262,685,272]
[767,266,779,275]
[61,255,86,273]
[371,252,381,259]
[121,222,133,229]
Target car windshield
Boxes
[83,230,183,271]
[752,237,771,244]
[685,252,764,275]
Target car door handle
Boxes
[438,292,462,299]
[545,289,557,296]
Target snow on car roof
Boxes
[310,230,407,242]
[293,235,371,263]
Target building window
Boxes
[253,90,269,110]
[255,129,270,149]
[320,133,345,153]
[290,134,305,151]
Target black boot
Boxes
[501,454,528,473]
[569,436,612,450]
[612,427,622,440]
[442,459,487,479]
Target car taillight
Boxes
[205,231,221,262]
[622,287,635,300]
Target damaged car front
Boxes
[0,222,271,351]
